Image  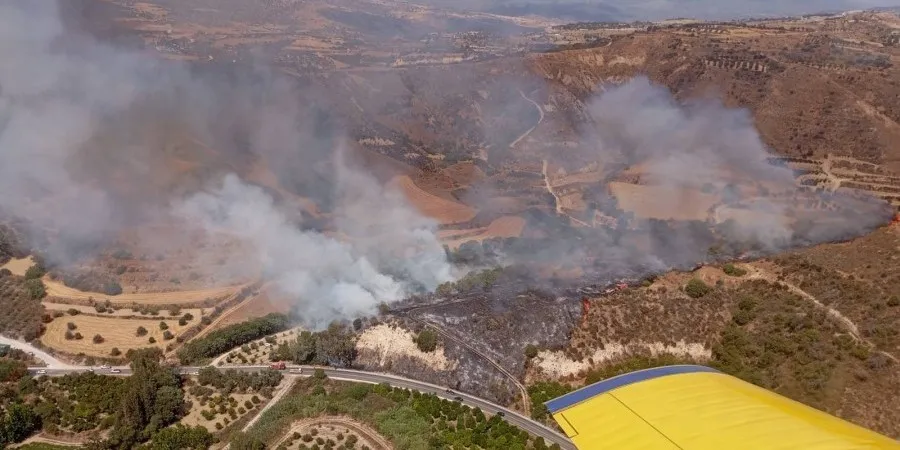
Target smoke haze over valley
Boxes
[0,0,895,329]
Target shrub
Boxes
[159,321,169,331]
[110,347,121,357]
[65,330,75,340]
[722,263,747,277]
[888,296,900,307]
[149,337,157,344]
[67,308,80,316]
[524,344,539,359]
[25,279,46,299]
[685,278,712,299]
[111,249,132,260]
[93,334,105,344]
[74,332,83,340]
[102,282,123,296]
[136,326,148,337]
[67,322,77,331]
[414,329,438,353]
[24,264,46,280]
[163,330,175,341]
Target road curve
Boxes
[0,335,75,369]
[27,365,574,450]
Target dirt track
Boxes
[745,263,898,364]
[43,277,244,305]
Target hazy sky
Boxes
[425,0,897,21]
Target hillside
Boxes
[2,2,900,444]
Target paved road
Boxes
[27,365,574,449]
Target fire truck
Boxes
[270,361,286,370]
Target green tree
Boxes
[1,403,41,444]
[24,264,46,280]
[25,279,46,300]
[415,329,438,353]
[524,344,538,359]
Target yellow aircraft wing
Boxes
[545,365,899,450]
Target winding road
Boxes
[24,364,574,450]
[510,89,544,149]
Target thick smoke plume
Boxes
[0,0,453,327]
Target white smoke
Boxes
[173,160,455,328]
[0,0,455,328]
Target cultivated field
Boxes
[41,313,201,357]
[43,277,245,306]
[272,416,391,450]
[389,175,476,224]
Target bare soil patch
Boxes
[0,256,35,277]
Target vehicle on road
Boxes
[445,389,453,394]
[110,368,121,374]
[270,361,286,370]
[454,396,463,402]
[99,364,110,369]
[289,368,302,373]
[496,411,505,417]
[36,369,46,375]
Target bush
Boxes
[67,322,78,331]
[136,326,148,337]
[25,279,46,299]
[74,332,83,340]
[888,296,900,307]
[414,329,438,353]
[685,278,712,299]
[24,264,46,280]
[102,282,123,296]
[148,337,157,344]
[524,344,538,359]
[179,317,189,326]
[722,263,747,277]
[93,334,105,344]
[110,347,121,357]
[163,330,175,341]
[159,321,169,331]
[65,330,75,340]
[67,308,80,316]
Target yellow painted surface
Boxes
[552,372,900,450]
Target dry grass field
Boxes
[40,313,201,357]
[389,175,477,224]
[43,277,245,306]
[0,256,35,277]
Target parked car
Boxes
[36,369,47,375]
[110,368,121,374]
[289,368,303,373]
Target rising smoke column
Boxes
[0,0,455,327]
[582,76,892,257]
